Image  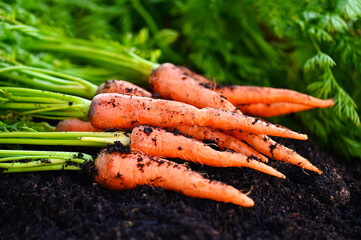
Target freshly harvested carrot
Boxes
[97,79,152,97]
[176,66,334,109]
[149,63,239,113]
[174,125,268,163]
[237,103,315,117]
[89,93,308,140]
[130,125,285,178]
[56,119,102,132]
[229,131,322,174]
[215,85,334,108]
[94,151,255,207]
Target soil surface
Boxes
[0,138,360,239]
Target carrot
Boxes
[176,66,214,85]
[89,93,308,140]
[130,125,285,178]
[149,63,239,113]
[237,103,315,117]
[174,125,268,163]
[94,151,255,207]
[55,119,102,132]
[97,79,152,97]
[229,131,322,174]
[176,66,334,109]
[215,85,334,108]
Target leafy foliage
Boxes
[0,114,55,132]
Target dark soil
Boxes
[0,138,360,240]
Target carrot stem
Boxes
[0,61,98,99]
[32,41,159,80]
[0,149,93,173]
[0,131,130,147]
[0,87,91,119]
[2,164,82,172]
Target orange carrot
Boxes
[176,65,214,85]
[56,119,102,132]
[89,93,307,140]
[229,131,322,174]
[215,85,334,108]
[94,151,255,207]
[130,125,285,178]
[149,63,239,113]
[237,103,315,117]
[98,79,159,98]
[97,79,152,97]
[94,81,266,162]
[174,125,268,163]
[176,66,333,109]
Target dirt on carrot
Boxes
[149,63,239,113]
[176,66,334,110]
[94,150,255,207]
[89,93,307,140]
[229,131,322,174]
[174,125,268,163]
[130,125,285,178]
[176,66,215,85]
[97,79,152,97]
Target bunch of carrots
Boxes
[0,60,334,207]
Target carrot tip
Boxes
[299,134,308,140]
[303,163,322,175]
[279,173,287,179]
[315,168,323,175]
[242,197,255,207]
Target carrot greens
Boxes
[0,87,90,119]
[0,131,130,147]
[0,149,93,173]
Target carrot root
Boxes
[237,103,316,117]
[230,131,322,175]
[97,79,152,97]
[94,151,255,207]
[130,125,285,179]
[89,94,307,140]
[150,63,239,113]
[174,66,333,110]
[197,107,308,140]
[56,119,102,132]
[216,86,334,108]
[174,125,268,163]
[176,66,214,85]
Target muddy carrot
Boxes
[229,131,322,174]
[237,103,315,117]
[130,125,285,178]
[176,65,214,85]
[149,63,239,113]
[175,66,334,109]
[97,79,152,97]
[94,151,255,207]
[56,119,102,132]
[174,125,268,163]
[215,85,334,108]
[89,94,307,140]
